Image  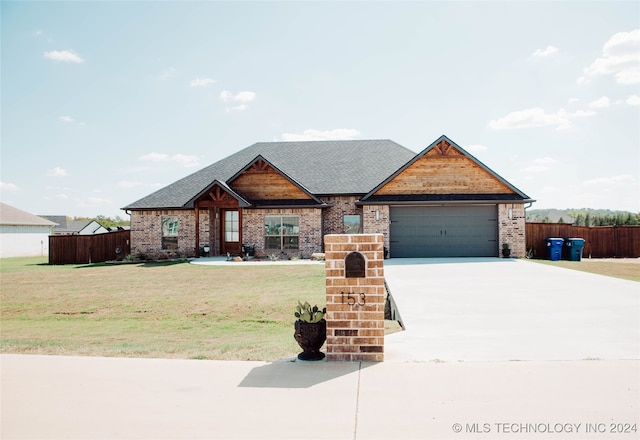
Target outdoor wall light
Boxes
[375,210,380,221]
[508,207,513,219]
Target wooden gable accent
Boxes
[230,159,312,201]
[374,140,514,195]
[195,185,239,208]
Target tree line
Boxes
[72,215,130,229]
[527,209,640,226]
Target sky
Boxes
[1,1,639,220]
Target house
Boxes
[41,216,110,235]
[123,135,534,259]
[0,202,57,258]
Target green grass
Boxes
[526,259,640,282]
[1,257,327,361]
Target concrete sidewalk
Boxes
[2,354,638,439]
[2,258,639,439]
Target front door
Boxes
[221,209,241,255]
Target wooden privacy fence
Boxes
[526,223,640,259]
[49,230,131,265]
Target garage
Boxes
[390,205,498,258]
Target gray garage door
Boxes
[390,205,498,257]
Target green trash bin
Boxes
[565,238,585,261]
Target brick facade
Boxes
[362,206,391,254]
[498,203,526,258]
[321,196,362,236]
[131,203,525,259]
[130,210,197,259]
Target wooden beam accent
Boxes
[375,155,514,195]
[195,206,200,257]
[231,168,311,200]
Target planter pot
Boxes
[294,319,326,361]
[502,248,511,257]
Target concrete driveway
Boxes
[384,258,640,362]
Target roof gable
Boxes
[362,135,531,202]
[189,180,251,208]
[227,155,323,205]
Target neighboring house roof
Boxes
[41,215,68,229]
[41,217,108,234]
[124,139,416,210]
[0,203,57,226]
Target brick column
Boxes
[325,234,385,362]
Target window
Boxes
[225,211,239,242]
[265,215,299,250]
[162,216,179,250]
[344,215,361,234]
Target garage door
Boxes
[390,205,498,257]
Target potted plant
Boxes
[502,243,511,257]
[293,301,327,361]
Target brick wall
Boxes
[325,234,385,362]
[198,209,214,254]
[498,204,526,258]
[130,210,197,259]
[362,206,390,254]
[322,196,362,236]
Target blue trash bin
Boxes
[545,238,564,261]
[565,238,585,261]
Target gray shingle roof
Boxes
[0,203,58,226]
[124,140,416,210]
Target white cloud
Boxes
[44,50,84,63]
[532,45,559,57]
[225,105,248,113]
[59,115,75,123]
[139,153,169,162]
[281,128,361,141]
[581,29,640,85]
[220,90,256,111]
[157,67,176,81]
[172,154,200,167]
[521,165,550,173]
[464,144,488,153]
[117,180,143,188]
[86,197,112,205]
[0,181,19,191]
[139,152,199,167]
[488,107,595,131]
[47,167,69,177]
[583,174,636,187]
[626,94,640,106]
[54,193,69,200]
[533,157,557,165]
[588,96,611,108]
[190,77,216,87]
[220,90,256,103]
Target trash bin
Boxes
[565,238,585,261]
[545,238,564,261]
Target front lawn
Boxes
[1,257,327,361]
